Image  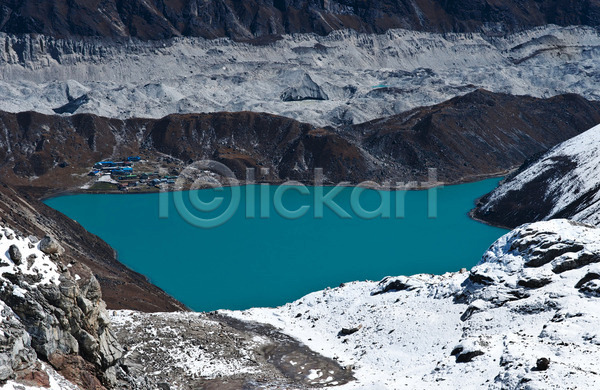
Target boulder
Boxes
[8,245,21,265]
[536,357,550,371]
[281,73,328,102]
[39,236,64,255]
[451,345,485,363]
[338,325,362,337]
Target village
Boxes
[86,156,180,192]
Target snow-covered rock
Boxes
[226,219,600,389]
[475,123,600,228]
[0,300,37,382]
[1,25,600,126]
[280,72,329,102]
[0,224,125,388]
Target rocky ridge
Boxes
[474,123,600,228]
[1,90,598,191]
[1,0,600,40]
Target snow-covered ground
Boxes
[0,227,78,388]
[1,25,600,126]
[110,310,264,381]
[479,123,600,226]
[0,228,61,287]
[225,220,600,389]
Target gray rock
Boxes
[39,236,64,255]
[76,329,99,360]
[7,245,21,265]
[281,73,329,102]
[0,235,124,386]
[0,302,37,381]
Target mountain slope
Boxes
[348,90,600,184]
[0,184,186,313]
[1,91,599,188]
[228,219,600,389]
[474,123,600,228]
[1,0,600,40]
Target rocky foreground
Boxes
[227,219,600,389]
[2,207,600,389]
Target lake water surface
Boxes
[45,179,507,311]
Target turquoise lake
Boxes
[45,178,508,311]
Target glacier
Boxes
[1,25,600,126]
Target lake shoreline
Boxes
[42,169,513,201]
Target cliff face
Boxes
[1,0,600,40]
[0,224,124,388]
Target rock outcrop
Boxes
[281,73,329,102]
[0,224,124,388]
[0,301,38,382]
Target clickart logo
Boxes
[158,160,441,229]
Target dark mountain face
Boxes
[348,90,600,184]
[1,0,599,40]
[1,90,599,190]
[0,110,367,188]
